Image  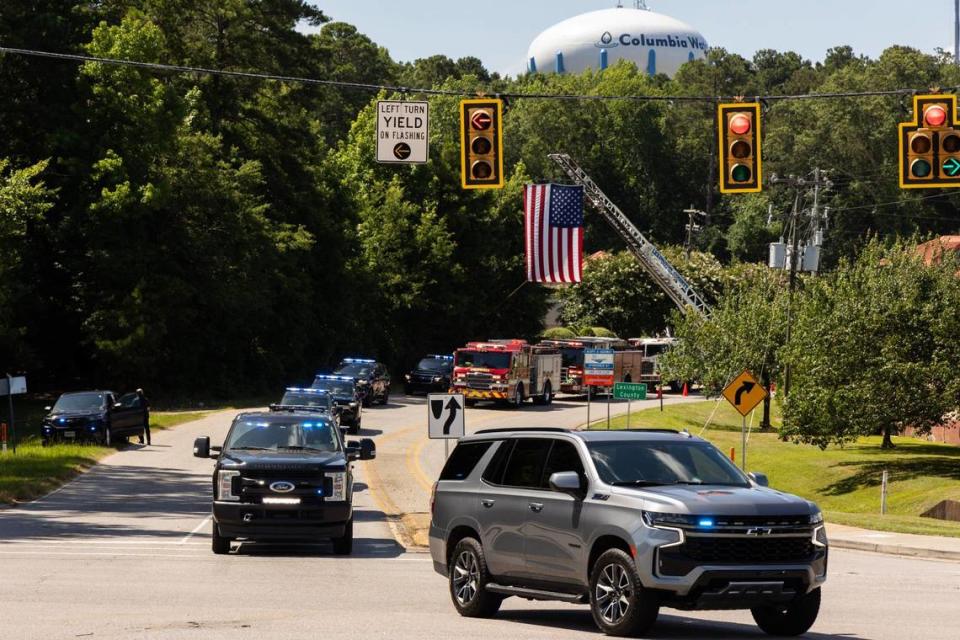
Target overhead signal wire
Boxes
[0,46,949,104]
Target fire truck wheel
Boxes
[513,384,525,408]
[533,381,553,406]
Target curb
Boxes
[829,538,960,562]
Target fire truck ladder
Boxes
[548,153,710,316]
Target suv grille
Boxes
[659,536,817,576]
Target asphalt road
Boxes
[0,397,958,640]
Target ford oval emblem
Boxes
[269,481,296,493]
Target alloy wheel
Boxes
[595,562,633,625]
[453,550,480,605]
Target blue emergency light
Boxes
[341,358,375,364]
[285,387,328,394]
[427,354,454,360]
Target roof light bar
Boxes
[285,387,329,394]
[341,358,375,364]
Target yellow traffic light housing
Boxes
[460,99,504,190]
[899,94,960,188]
[718,103,762,194]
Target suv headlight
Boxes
[809,511,824,525]
[326,471,347,501]
[218,470,241,502]
[643,511,699,527]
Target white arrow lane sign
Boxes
[428,393,465,439]
[377,100,429,164]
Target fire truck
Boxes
[629,337,681,392]
[450,339,561,407]
[540,337,644,395]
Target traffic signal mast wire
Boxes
[0,46,949,105]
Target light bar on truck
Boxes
[314,374,356,382]
[427,354,454,360]
[341,358,375,364]
[285,387,329,394]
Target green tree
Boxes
[555,247,727,338]
[782,240,960,449]
[660,265,786,430]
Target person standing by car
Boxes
[137,388,151,445]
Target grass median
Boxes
[595,400,960,538]
[0,410,210,505]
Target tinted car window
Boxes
[481,440,514,485]
[336,364,372,378]
[540,440,585,488]
[502,439,552,488]
[440,441,493,481]
[52,393,106,412]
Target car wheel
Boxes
[102,426,112,447]
[41,438,50,448]
[382,391,390,405]
[589,548,659,637]
[211,522,231,555]
[332,518,353,555]
[449,537,503,618]
[751,587,821,636]
[361,396,371,408]
[534,381,553,406]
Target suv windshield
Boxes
[588,440,749,488]
[225,417,339,452]
[279,391,332,409]
[455,351,511,369]
[336,364,372,378]
[417,358,451,372]
[53,393,106,412]
[312,378,355,396]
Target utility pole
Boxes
[683,206,707,260]
[769,170,832,397]
[955,0,959,65]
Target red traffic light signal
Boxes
[718,103,762,193]
[460,99,504,190]
[900,94,960,189]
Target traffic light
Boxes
[717,102,762,194]
[460,98,504,190]
[900,94,960,189]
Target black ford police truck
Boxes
[193,411,375,555]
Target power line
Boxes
[0,46,948,104]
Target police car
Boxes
[333,358,391,407]
[311,375,362,434]
[193,411,375,555]
[404,354,454,395]
[270,387,342,427]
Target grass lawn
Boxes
[595,399,960,538]
[0,410,211,505]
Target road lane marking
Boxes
[180,515,212,544]
[406,437,434,492]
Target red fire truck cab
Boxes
[450,339,561,408]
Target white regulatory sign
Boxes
[428,393,465,439]
[0,376,26,396]
[376,100,429,164]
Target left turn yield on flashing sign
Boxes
[377,100,429,164]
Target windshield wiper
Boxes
[278,445,327,452]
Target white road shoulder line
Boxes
[180,515,212,544]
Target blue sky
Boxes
[309,1,956,76]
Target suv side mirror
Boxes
[749,471,769,487]
[193,436,210,459]
[549,471,584,498]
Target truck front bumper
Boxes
[214,501,351,540]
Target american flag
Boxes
[524,183,584,284]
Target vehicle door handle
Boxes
[481,499,496,508]
[529,502,544,513]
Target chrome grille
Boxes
[466,373,493,390]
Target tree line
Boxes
[2,1,960,398]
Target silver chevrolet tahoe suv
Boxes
[429,428,827,637]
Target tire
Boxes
[449,537,503,618]
[332,518,353,555]
[534,381,553,406]
[589,548,659,637]
[751,587,821,637]
[361,395,371,408]
[381,391,390,405]
[211,521,231,555]
[102,426,112,447]
[512,384,524,409]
